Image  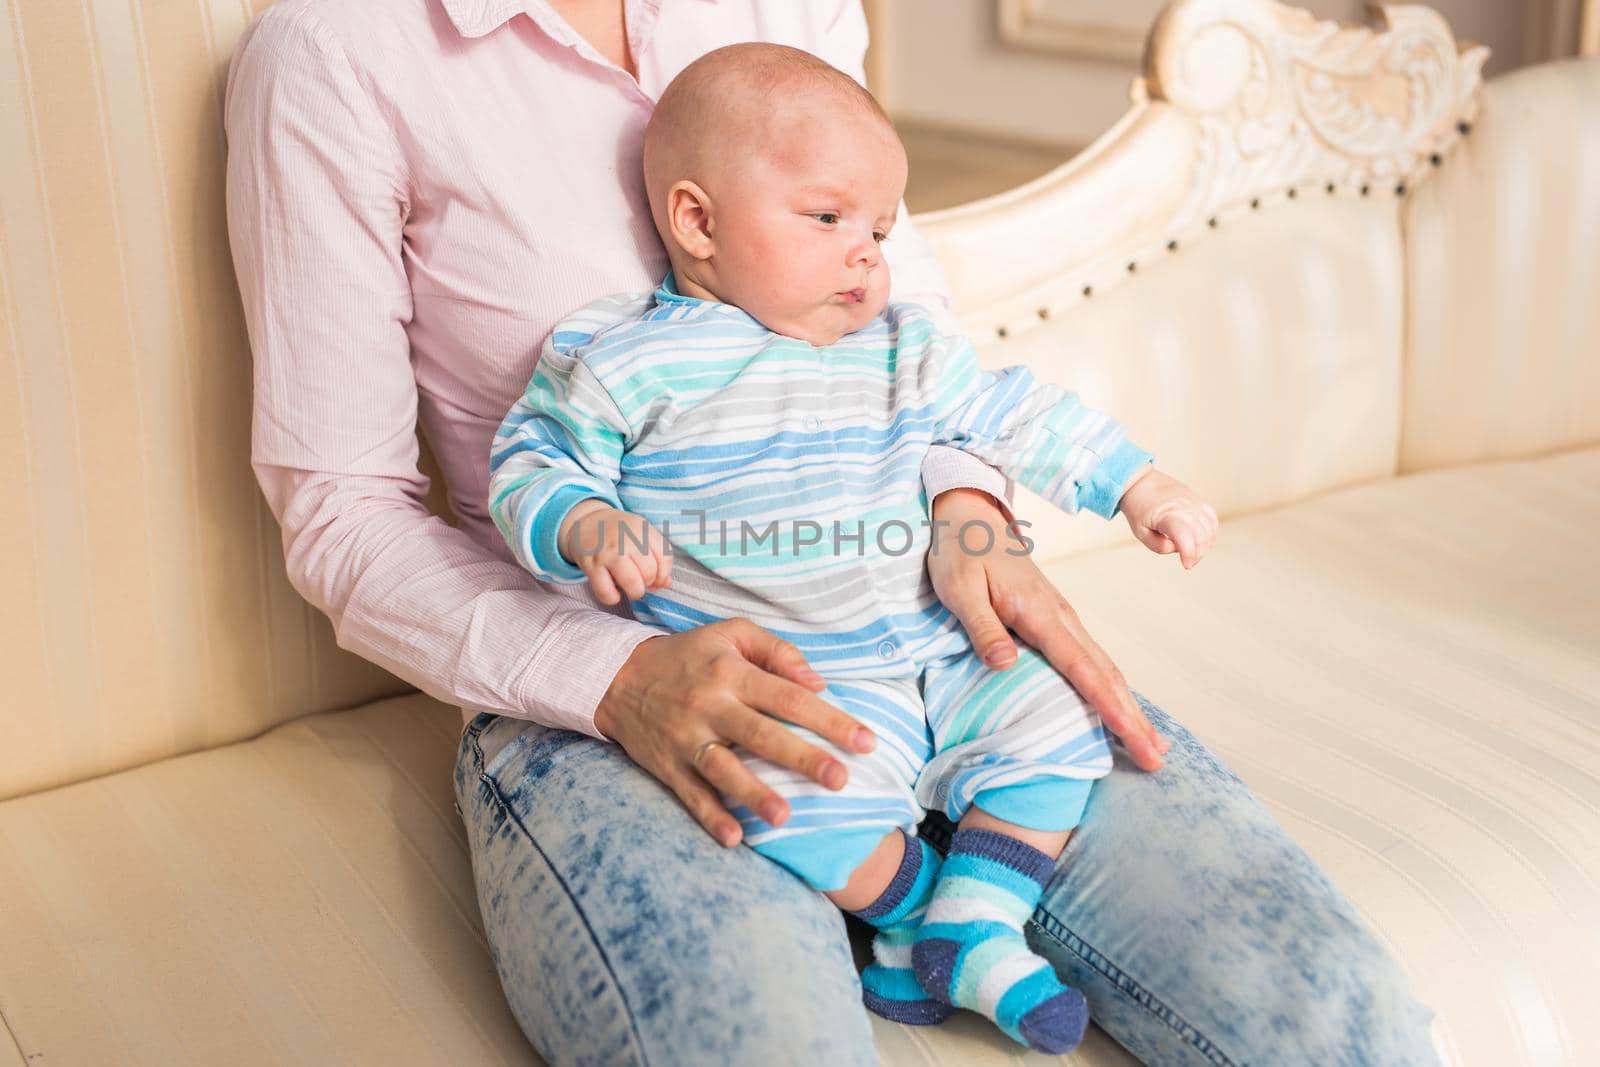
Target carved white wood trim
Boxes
[997,0,1156,63]
[911,0,1488,343]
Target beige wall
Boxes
[873,1,1562,151]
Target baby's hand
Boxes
[1116,467,1218,569]
[559,500,673,604]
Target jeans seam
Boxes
[470,727,652,1067]
[1030,908,1238,1067]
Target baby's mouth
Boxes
[838,288,865,304]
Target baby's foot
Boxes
[849,832,953,1025]
[911,828,1089,1053]
[861,929,954,1025]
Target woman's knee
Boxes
[460,726,881,1066]
[1037,692,1440,1066]
[1251,921,1440,1067]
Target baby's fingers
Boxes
[583,559,622,605]
[1132,525,1176,556]
[1163,515,1204,568]
[652,544,674,590]
[630,546,660,588]
[608,557,650,601]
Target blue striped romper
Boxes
[489,271,1155,891]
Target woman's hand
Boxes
[925,487,1170,771]
[593,619,878,847]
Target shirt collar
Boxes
[438,0,523,39]
[439,0,715,41]
[653,270,692,305]
[653,271,761,328]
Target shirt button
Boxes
[876,640,897,660]
[803,414,821,431]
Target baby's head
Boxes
[643,43,907,346]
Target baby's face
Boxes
[710,108,908,346]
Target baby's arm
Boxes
[923,324,1216,566]
[488,342,669,598]
[924,327,1152,519]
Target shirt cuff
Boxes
[515,609,669,739]
[922,445,1017,526]
[1078,440,1155,519]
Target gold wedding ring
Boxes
[691,738,727,772]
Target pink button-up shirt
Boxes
[224,0,1011,735]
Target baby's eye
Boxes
[814,213,839,225]
[873,231,889,243]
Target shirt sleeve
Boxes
[816,0,1016,520]
[224,6,661,740]
[490,346,628,585]
[922,326,1154,520]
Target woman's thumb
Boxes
[945,589,1017,669]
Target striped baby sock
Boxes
[911,827,1089,1053]
[848,830,953,1025]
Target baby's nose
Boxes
[849,238,881,267]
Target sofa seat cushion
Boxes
[0,694,530,1066]
[2,447,1596,1067]
[1040,443,1600,1067]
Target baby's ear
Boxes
[665,179,715,260]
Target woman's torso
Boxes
[309,0,859,558]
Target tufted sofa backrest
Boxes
[917,0,1485,562]
[0,0,1487,798]
[0,0,440,799]
[1401,57,1600,472]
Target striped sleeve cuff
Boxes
[1077,439,1154,519]
[528,483,619,583]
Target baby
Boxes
[489,43,1216,1054]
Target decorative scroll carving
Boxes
[914,0,1488,342]
[1144,0,1488,234]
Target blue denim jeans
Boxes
[452,692,1441,1066]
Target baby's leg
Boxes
[725,677,929,889]
[909,646,1112,1054]
[725,678,952,1024]
[959,802,1071,859]
[824,827,954,1025]
[823,827,906,912]
[750,824,955,1026]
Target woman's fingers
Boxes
[725,618,831,695]
[1012,600,1165,771]
[660,761,744,847]
[691,737,792,825]
[935,567,1019,669]
[736,665,873,763]
[717,700,849,790]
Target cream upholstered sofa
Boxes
[2,0,1596,1063]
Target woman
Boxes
[223,1,1441,1064]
